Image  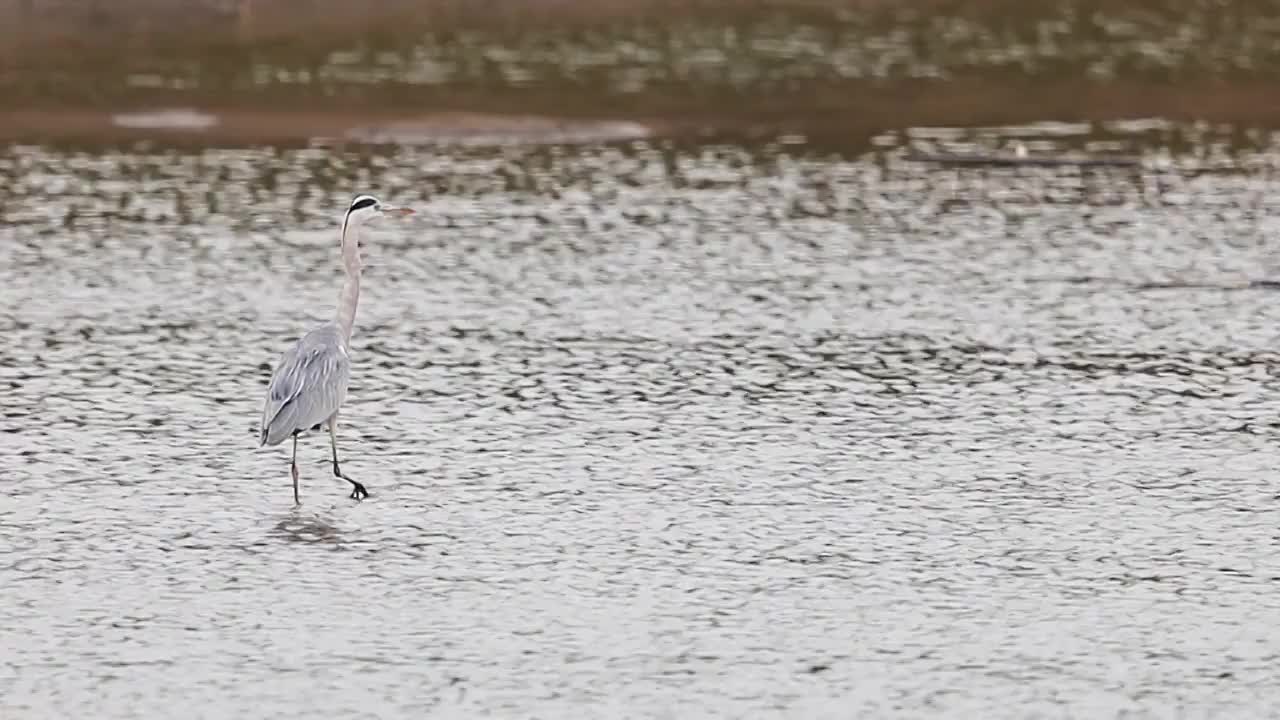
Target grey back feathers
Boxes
[260,323,351,447]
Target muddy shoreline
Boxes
[6,0,1280,147]
[4,79,1278,150]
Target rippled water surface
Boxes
[5,127,1280,717]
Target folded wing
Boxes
[260,324,351,446]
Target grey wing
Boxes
[260,330,351,446]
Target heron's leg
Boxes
[291,432,301,506]
[328,416,368,500]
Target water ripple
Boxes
[4,131,1280,716]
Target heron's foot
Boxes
[333,461,368,501]
[348,480,369,501]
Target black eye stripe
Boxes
[349,197,377,211]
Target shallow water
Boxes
[5,126,1280,717]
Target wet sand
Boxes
[2,79,1279,149]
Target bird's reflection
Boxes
[271,505,346,545]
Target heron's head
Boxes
[340,195,415,262]
[344,194,415,231]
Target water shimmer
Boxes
[3,129,1280,717]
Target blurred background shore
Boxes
[4,0,1280,148]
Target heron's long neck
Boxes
[336,264,361,343]
[336,224,362,343]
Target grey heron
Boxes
[259,194,415,505]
